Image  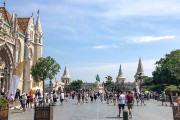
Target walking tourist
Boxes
[53,91,57,105]
[82,92,85,104]
[126,91,134,118]
[9,94,14,108]
[168,91,173,106]
[117,91,125,118]
[161,91,167,106]
[140,92,146,106]
[100,93,103,102]
[113,93,117,105]
[77,92,81,105]
[135,92,140,106]
[60,91,65,104]
[21,93,27,112]
[26,94,30,109]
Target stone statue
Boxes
[96,74,100,82]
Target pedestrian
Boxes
[21,93,27,112]
[46,94,49,104]
[77,92,81,105]
[113,93,117,105]
[9,94,14,108]
[168,91,173,106]
[100,93,103,102]
[135,92,140,106]
[140,92,146,106]
[60,91,65,104]
[82,92,85,104]
[94,93,97,101]
[38,93,43,106]
[117,91,125,118]
[26,94,30,109]
[34,96,38,106]
[53,91,57,105]
[161,91,167,106]
[126,91,134,118]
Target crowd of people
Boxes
[1,85,180,118]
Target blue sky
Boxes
[6,0,180,83]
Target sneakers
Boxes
[117,115,120,117]
[129,115,133,118]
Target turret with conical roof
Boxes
[116,64,126,84]
[61,65,71,84]
[134,58,148,80]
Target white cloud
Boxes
[92,45,118,49]
[101,0,180,19]
[126,36,175,43]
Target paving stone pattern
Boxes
[9,99,173,120]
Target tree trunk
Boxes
[43,80,45,106]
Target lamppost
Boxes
[4,67,10,92]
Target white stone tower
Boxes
[61,65,71,84]
[116,64,126,84]
[134,58,148,81]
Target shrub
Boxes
[0,96,8,109]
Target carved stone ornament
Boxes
[0,57,5,70]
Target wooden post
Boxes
[123,110,128,120]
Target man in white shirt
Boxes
[60,92,65,104]
[117,91,125,117]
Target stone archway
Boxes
[0,43,13,92]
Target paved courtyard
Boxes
[9,99,173,120]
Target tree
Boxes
[152,49,180,86]
[104,75,115,91]
[70,80,83,91]
[31,56,60,105]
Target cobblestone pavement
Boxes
[9,99,173,120]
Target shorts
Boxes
[127,103,133,109]
[118,104,125,109]
[60,99,64,102]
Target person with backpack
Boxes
[126,91,134,118]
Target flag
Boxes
[8,61,26,99]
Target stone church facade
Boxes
[0,6,43,93]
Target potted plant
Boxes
[0,96,9,120]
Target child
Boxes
[9,94,14,108]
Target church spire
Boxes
[35,10,42,34]
[134,58,147,79]
[116,64,126,83]
[61,65,71,84]
[117,64,124,78]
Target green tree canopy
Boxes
[152,49,180,86]
[31,56,60,104]
[104,75,115,91]
[70,80,83,91]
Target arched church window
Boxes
[28,48,33,60]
